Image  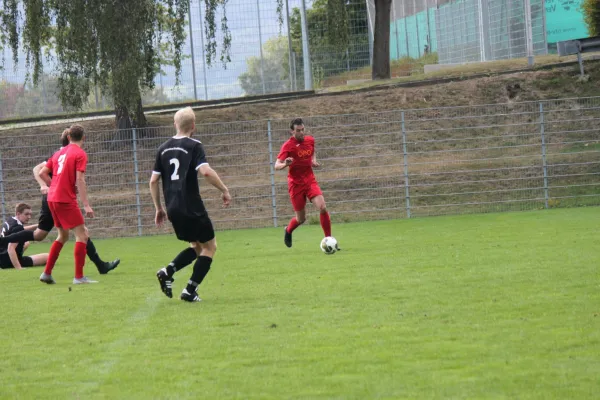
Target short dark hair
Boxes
[290,118,304,130]
[69,124,85,141]
[15,203,31,215]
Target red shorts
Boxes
[288,181,323,212]
[48,201,85,229]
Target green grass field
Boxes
[1,208,599,399]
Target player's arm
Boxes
[149,172,162,210]
[38,165,52,187]
[76,171,94,218]
[311,150,320,168]
[7,243,23,270]
[33,162,50,194]
[149,172,168,226]
[198,165,232,207]
[24,224,38,231]
[274,158,293,170]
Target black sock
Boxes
[86,239,104,267]
[186,256,212,293]
[2,230,34,244]
[166,248,197,277]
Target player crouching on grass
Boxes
[0,203,49,270]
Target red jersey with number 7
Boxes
[46,144,88,203]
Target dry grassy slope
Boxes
[1,61,598,137]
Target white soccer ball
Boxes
[320,236,337,255]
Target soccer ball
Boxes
[320,236,338,255]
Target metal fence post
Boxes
[539,103,549,209]
[187,0,198,100]
[401,111,411,218]
[0,151,6,222]
[267,120,278,227]
[132,128,143,235]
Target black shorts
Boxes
[0,254,34,269]
[38,196,55,232]
[168,212,215,243]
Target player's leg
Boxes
[84,227,120,274]
[156,243,198,298]
[0,228,49,245]
[284,186,308,248]
[72,224,97,284]
[310,184,339,250]
[181,240,214,303]
[40,226,69,284]
[20,254,48,267]
[181,217,216,303]
[310,195,331,237]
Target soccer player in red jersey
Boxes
[275,118,339,250]
[37,125,96,284]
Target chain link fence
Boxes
[0,96,598,238]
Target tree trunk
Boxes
[372,0,392,80]
[133,97,147,128]
[115,106,132,130]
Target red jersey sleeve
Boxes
[46,155,54,172]
[277,141,290,161]
[75,150,87,173]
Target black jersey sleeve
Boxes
[192,142,208,172]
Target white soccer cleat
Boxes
[73,276,99,284]
[39,273,56,284]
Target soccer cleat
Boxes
[73,276,99,284]
[180,289,202,303]
[284,228,292,248]
[335,243,341,252]
[98,258,120,275]
[39,273,56,284]
[156,268,174,298]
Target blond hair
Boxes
[174,107,196,134]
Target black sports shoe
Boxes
[180,288,202,302]
[284,228,292,248]
[156,268,174,298]
[98,258,120,275]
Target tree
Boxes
[582,0,600,36]
[0,0,188,128]
[371,0,392,79]
[238,36,290,96]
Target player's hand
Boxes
[84,205,94,218]
[284,157,294,166]
[155,209,167,226]
[40,185,49,195]
[221,191,232,208]
[312,160,320,168]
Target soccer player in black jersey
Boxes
[0,203,48,269]
[151,107,231,302]
[0,129,120,274]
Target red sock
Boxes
[44,241,64,275]
[74,241,87,279]
[320,211,331,237]
[286,217,301,233]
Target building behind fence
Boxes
[0,0,592,119]
[0,97,598,238]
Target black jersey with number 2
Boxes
[153,136,209,217]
